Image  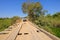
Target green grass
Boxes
[40,26,60,38]
[0,16,21,32]
[0,18,12,31]
[49,27,60,38]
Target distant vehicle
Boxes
[22,17,27,22]
[23,18,27,22]
[23,19,27,22]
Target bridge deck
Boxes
[15,22,53,40]
[0,21,60,40]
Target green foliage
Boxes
[0,18,12,31]
[52,12,60,18]
[42,26,60,38]
[33,12,60,38]
[0,16,21,31]
[22,2,42,21]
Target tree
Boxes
[52,12,60,18]
[22,2,42,21]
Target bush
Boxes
[0,16,21,31]
[33,12,60,38]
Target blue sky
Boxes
[0,0,60,17]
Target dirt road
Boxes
[15,22,53,40]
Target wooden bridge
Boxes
[0,21,60,40]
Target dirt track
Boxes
[16,22,53,40]
[0,21,60,40]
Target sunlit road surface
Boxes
[15,22,53,40]
[0,22,21,40]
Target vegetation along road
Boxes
[0,20,60,40]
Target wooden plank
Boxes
[5,23,22,40]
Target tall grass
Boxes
[33,12,60,38]
[0,16,21,31]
